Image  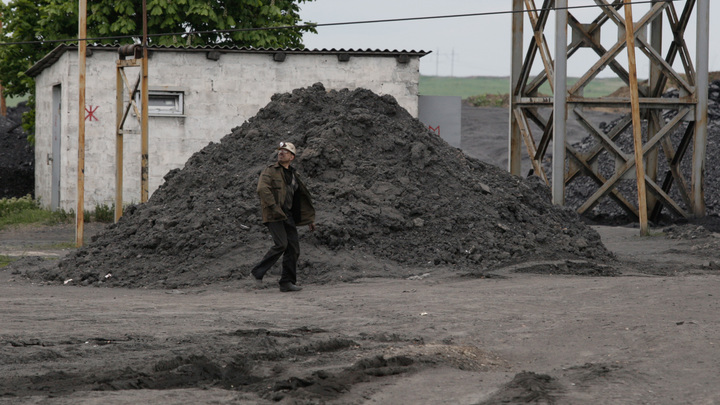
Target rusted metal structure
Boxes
[509,0,710,225]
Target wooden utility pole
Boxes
[140,0,149,203]
[76,0,87,246]
[624,3,649,236]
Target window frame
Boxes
[135,89,185,117]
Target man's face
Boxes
[277,149,295,165]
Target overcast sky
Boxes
[299,0,719,78]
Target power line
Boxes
[0,0,679,47]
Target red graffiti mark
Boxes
[428,125,440,135]
[85,105,99,121]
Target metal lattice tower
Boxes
[508,0,710,224]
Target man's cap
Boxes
[277,141,296,155]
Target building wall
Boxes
[34,51,75,211]
[418,95,462,148]
[34,49,421,210]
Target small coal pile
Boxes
[566,80,720,224]
[36,83,612,288]
[0,103,33,198]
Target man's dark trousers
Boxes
[250,217,300,285]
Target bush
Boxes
[465,93,509,108]
[93,203,114,223]
[0,194,38,217]
[0,196,115,229]
[0,195,70,229]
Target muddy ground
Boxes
[1,222,720,404]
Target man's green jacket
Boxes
[256,163,315,225]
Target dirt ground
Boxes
[2,88,719,404]
[1,222,719,405]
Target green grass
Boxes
[46,242,77,250]
[0,195,73,230]
[0,195,113,230]
[0,255,12,268]
[91,203,115,223]
[419,75,627,100]
[465,93,508,108]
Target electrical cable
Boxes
[0,0,680,47]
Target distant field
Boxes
[5,95,28,108]
[419,75,627,99]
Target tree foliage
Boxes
[0,0,317,98]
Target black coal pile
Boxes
[566,80,720,225]
[32,83,613,288]
[0,103,33,198]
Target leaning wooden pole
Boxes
[76,0,87,246]
[624,3,649,236]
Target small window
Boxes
[136,90,184,116]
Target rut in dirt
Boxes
[28,83,613,288]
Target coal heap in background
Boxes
[0,103,33,199]
[34,83,612,288]
[565,80,720,228]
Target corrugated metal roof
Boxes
[26,44,430,77]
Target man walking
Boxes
[250,141,315,292]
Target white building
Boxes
[27,44,428,211]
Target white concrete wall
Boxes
[34,48,421,210]
[34,51,76,211]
